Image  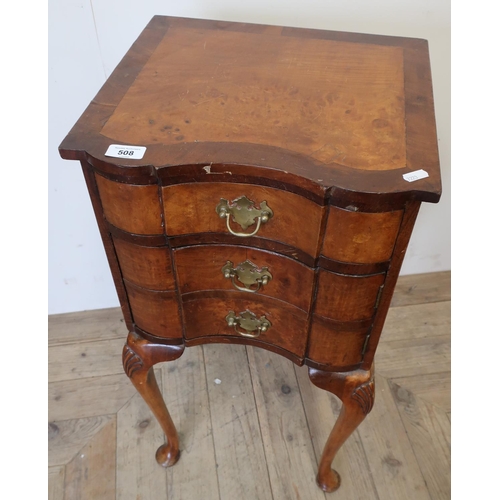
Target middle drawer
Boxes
[174,245,315,312]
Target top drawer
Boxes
[95,173,403,268]
[321,206,403,264]
[95,174,163,235]
[162,183,324,258]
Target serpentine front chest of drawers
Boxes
[59,15,441,493]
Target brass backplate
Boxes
[225,310,272,338]
[216,196,273,230]
[222,260,272,292]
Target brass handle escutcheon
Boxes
[225,310,272,338]
[216,196,273,237]
[221,260,272,293]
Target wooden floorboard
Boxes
[48,307,127,346]
[358,375,431,500]
[388,380,451,500]
[162,346,220,500]
[116,390,169,500]
[49,339,125,383]
[204,344,273,500]
[375,336,450,379]
[390,271,451,308]
[48,271,451,499]
[49,373,136,422]
[63,417,117,500]
[247,346,326,500]
[382,301,451,342]
[48,466,65,500]
[390,372,451,413]
[48,415,114,467]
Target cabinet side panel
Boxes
[361,200,421,369]
[80,161,133,330]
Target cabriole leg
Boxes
[122,332,185,467]
[308,364,375,492]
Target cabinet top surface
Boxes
[59,16,441,202]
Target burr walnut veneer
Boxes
[59,16,441,494]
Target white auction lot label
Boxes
[402,169,429,182]
[105,144,147,160]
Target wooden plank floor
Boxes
[48,271,450,500]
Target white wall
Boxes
[48,0,450,314]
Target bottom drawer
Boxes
[306,315,370,369]
[182,293,308,359]
[126,281,183,339]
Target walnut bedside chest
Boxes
[58,15,441,493]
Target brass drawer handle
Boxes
[216,196,273,237]
[225,310,271,338]
[221,260,272,293]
